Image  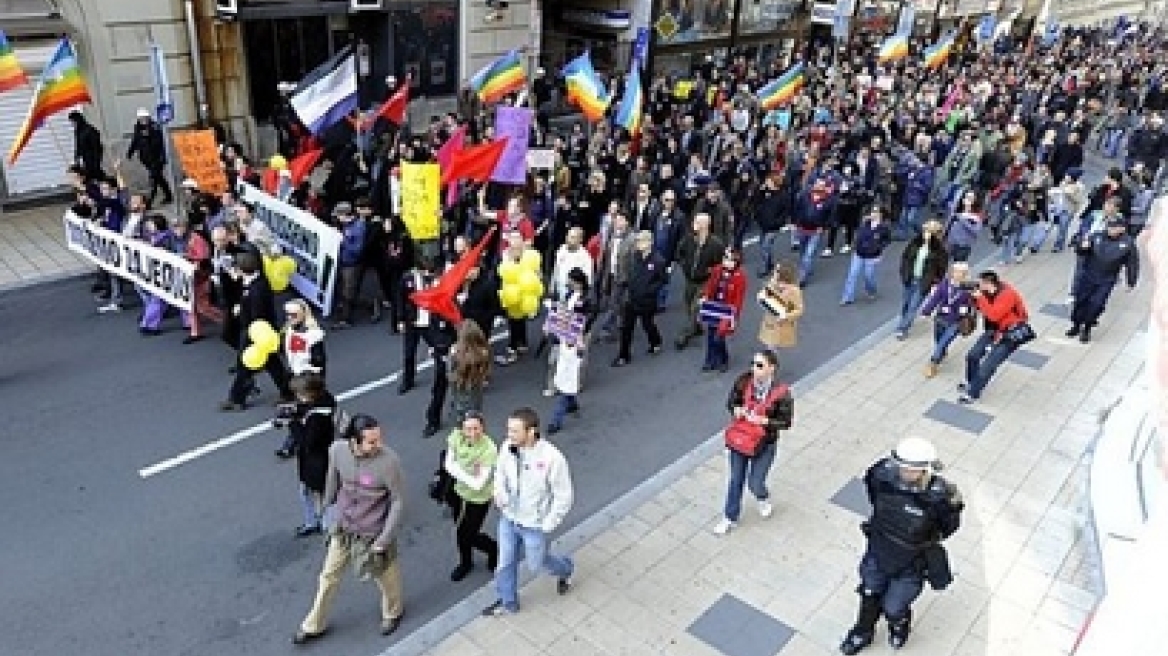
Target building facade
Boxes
[0,0,535,201]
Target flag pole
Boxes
[148,31,184,212]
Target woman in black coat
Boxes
[289,373,337,537]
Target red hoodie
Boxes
[974,282,1028,340]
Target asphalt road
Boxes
[0,160,1104,655]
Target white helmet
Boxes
[892,437,939,471]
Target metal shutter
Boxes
[1,41,78,196]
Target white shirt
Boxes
[608,232,627,277]
[413,271,431,327]
[552,246,594,298]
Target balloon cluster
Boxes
[241,320,281,371]
[498,249,544,319]
[268,154,288,171]
[262,254,297,293]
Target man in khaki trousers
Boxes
[294,414,407,644]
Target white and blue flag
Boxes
[291,46,358,135]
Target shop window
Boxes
[738,0,802,36]
[392,4,458,97]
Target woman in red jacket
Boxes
[959,270,1030,404]
[700,247,747,372]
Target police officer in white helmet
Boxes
[839,437,964,654]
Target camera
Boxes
[272,402,300,429]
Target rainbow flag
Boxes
[7,38,92,165]
[614,62,643,136]
[877,34,909,64]
[922,32,955,70]
[756,63,805,111]
[0,30,29,92]
[561,51,610,123]
[469,50,526,104]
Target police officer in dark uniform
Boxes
[397,256,456,437]
[273,82,298,158]
[1066,217,1139,344]
[840,437,963,654]
[126,108,173,206]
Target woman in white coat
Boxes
[546,268,595,434]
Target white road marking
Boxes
[137,235,764,479]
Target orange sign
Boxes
[171,129,227,195]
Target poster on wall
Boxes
[656,0,734,44]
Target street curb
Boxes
[0,269,88,295]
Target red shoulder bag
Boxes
[724,383,789,457]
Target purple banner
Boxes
[544,310,586,344]
[491,106,533,185]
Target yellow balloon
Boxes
[519,295,540,318]
[258,331,281,355]
[520,249,541,272]
[265,255,295,292]
[276,256,297,278]
[269,154,288,170]
[241,344,268,370]
[499,286,521,309]
[248,320,278,348]
[518,270,542,296]
[499,260,520,284]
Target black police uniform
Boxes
[1069,229,1139,342]
[841,458,963,654]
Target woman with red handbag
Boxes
[699,247,747,373]
[715,349,794,535]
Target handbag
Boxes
[957,314,977,337]
[1003,321,1036,345]
[724,383,789,457]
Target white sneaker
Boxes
[1065,294,1075,306]
[712,517,736,535]
[821,248,833,257]
[758,499,774,518]
[542,388,554,397]
[840,245,852,254]
[97,302,121,314]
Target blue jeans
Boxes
[841,254,880,303]
[896,279,925,333]
[704,329,730,369]
[723,440,778,522]
[1103,128,1125,158]
[1050,209,1072,251]
[760,230,780,273]
[550,393,578,428]
[931,320,961,364]
[299,483,321,528]
[495,516,574,612]
[858,550,924,621]
[796,230,822,285]
[896,205,924,238]
[998,230,1019,262]
[964,331,1018,398]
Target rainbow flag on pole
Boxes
[7,38,92,165]
[877,33,909,64]
[469,50,526,104]
[614,62,643,136]
[0,30,29,92]
[561,51,610,123]
[756,63,805,111]
[922,32,955,70]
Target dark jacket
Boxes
[624,250,669,312]
[899,235,949,290]
[853,220,893,258]
[294,392,338,492]
[726,373,795,445]
[237,273,279,348]
[400,270,457,344]
[753,184,787,232]
[127,120,167,170]
[460,271,502,336]
[675,232,725,284]
[1076,232,1139,287]
[73,118,104,177]
[648,203,685,264]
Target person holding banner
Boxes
[699,248,747,373]
[221,252,292,411]
[137,214,174,337]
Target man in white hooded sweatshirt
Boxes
[482,407,575,616]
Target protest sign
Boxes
[171,129,228,195]
[237,182,341,314]
[491,107,533,185]
[400,162,441,240]
[62,211,195,311]
[543,310,586,344]
[526,148,555,170]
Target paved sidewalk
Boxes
[401,245,1149,656]
[0,203,89,290]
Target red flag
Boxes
[440,138,509,187]
[436,125,467,207]
[289,147,324,187]
[261,168,279,195]
[410,227,497,325]
[365,79,410,129]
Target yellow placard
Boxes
[400,162,440,240]
[673,79,694,100]
[170,129,228,195]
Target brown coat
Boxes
[757,283,804,348]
